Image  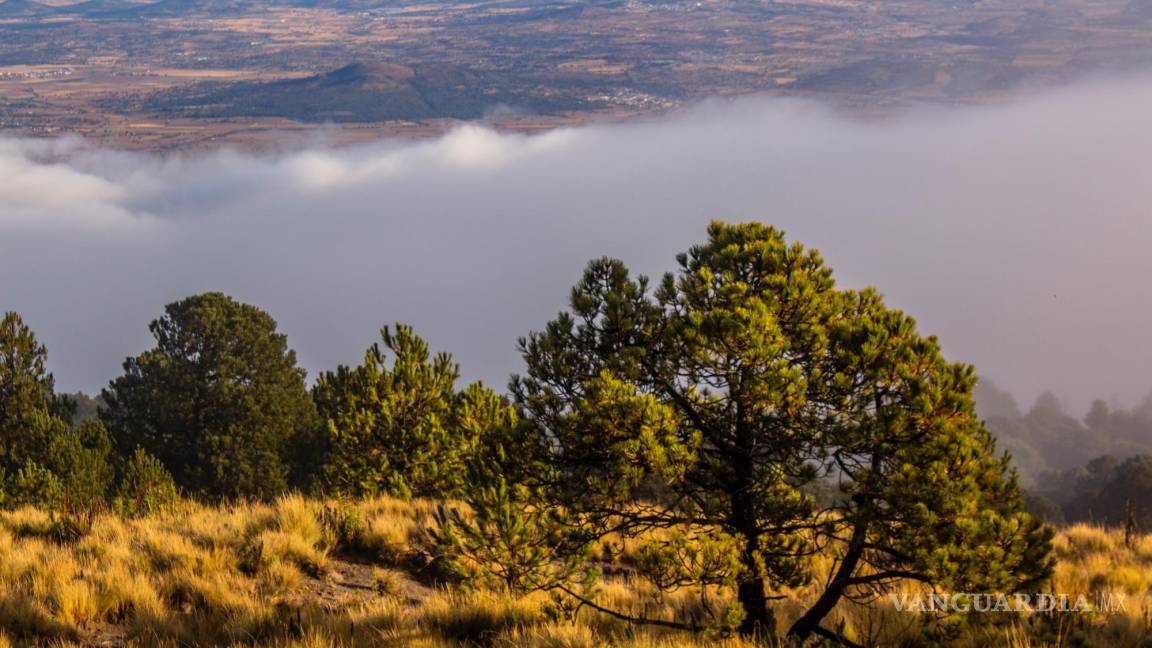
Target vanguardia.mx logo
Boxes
[890,592,1128,614]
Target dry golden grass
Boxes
[0,501,1149,647]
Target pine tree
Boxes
[433,443,592,594]
[115,447,180,517]
[511,221,1053,638]
[43,417,115,511]
[0,313,115,512]
[101,293,318,500]
[0,311,55,462]
[315,324,510,498]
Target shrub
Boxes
[314,325,513,499]
[115,448,180,518]
[52,421,116,514]
[318,502,365,554]
[7,460,65,510]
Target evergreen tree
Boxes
[0,312,115,512]
[434,443,592,594]
[1041,454,1152,528]
[511,221,1053,638]
[8,460,64,510]
[0,312,55,455]
[315,324,510,498]
[115,447,180,517]
[101,293,318,500]
[42,417,115,510]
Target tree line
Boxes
[974,380,1152,530]
[0,221,1054,642]
[976,379,1152,484]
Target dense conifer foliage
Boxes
[100,292,319,500]
[313,324,512,498]
[504,222,1052,639]
[0,312,115,511]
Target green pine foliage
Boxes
[114,447,180,517]
[0,312,55,427]
[510,221,1054,638]
[0,311,56,478]
[314,324,511,499]
[434,444,594,594]
[100,293,319,500]
[7,459,65,510]
[0,225,1058,644]
[0,313,115,513]
[43,418,116,512]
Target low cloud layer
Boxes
[3,77,1152,412]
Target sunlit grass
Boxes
[0,502,1148,646]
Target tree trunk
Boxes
[737,569,775,637]
[787,516,867,642]
[732,479,776,636]
[728,407,779,639]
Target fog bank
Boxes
[3,77,1152,412]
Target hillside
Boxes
[142,62,594,123]
[975,380,1152,484]
[0,0,53,17]
[0,496,754,647]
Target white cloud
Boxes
[2,76,1152,412]
[0,139,133,226]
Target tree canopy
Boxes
[0,311,55,430]
[101,292,318,500]
[506,221,1053,639]
[314,324,512,498]
[0,312,115,511]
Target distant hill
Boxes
[55,0,161,16]
[42,0,413,18]
[122,0,254,17]
[0,0,54,17]
[143,62,593,123]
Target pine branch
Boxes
[555,585,700,632]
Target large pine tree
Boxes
[510,221,1053,638]
[101,293,318,500]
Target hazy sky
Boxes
[3,76,1151,413]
